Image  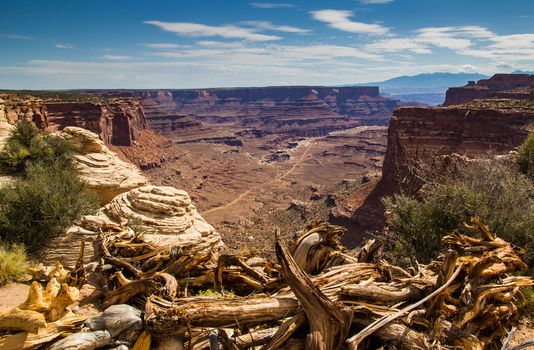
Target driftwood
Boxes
[0,219,532,350]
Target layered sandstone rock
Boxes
[59,127,148,204]
[108,86,398,138]
[338,100,534,245]
[0,95,48,186]
[444,73,534,106]
[46,98,147,146]
[44,185,223,267]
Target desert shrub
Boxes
[0,120,74,173]
[517,132,534,179]
[0,161,98,252]
[0,244,28,286]
[385,158,534,267]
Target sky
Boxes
[1,0,533,89]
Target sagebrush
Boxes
[0,122,98,252]
[517,132,534,179]
[385,157,534,267]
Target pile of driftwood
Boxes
[0,219,532,349]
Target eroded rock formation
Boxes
[338,98,534,245]
[46,98,147,146]
[44,185,223,267]
[108,86,398,139]
[59,127,148,204]
[444,73,534,106]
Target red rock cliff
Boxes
[338,100,534,246]
[110,86,398,136]
[45,98,147,146]
[444,73,534,106]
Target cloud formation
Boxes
[311,10,389,35]
[241,21,310,33]
[358,0,394,4]
[249,3,296,8]
[55,43,74,49]
[0,34,34,40]
[144,20,281,41]
[101,55,131,60]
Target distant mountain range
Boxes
[350,72,490,105]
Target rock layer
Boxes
[444,73,534,106]
[44,185,223,267]
[109,86,399,138]
[46,98,147,146]
[59,127,148,205]
[338,99,534,245]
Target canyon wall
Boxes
[444,73,534,105]
[109,86,399,138]
[45,98,147,146]
[339,98,534,245]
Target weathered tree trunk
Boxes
[275,237,353,350]
[143,295,300,336]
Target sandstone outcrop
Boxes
[46,98,147,146]
[444,73,534,105]
[0,94,47,148]
[59,127,148,204]
[43,185,223,267]
[0,95,48,186]
[105,86,398,140]
[338,99,534,245]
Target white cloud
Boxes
[55,43,74,49]
[311,10,389,35]
[241,21,310,33]
[197,41,246,48]
[249,3,296,8]
[0,34,34,40]
[139,43,188,49]
[358,0,394,4]
[366,38,431,54]
[144,20,281,41]
[100,55,131,60]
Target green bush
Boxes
[0,120,74,173]
[385,158,534,267]
[517,133,534,179]
[0,161,98,252]
[0,244,28,286]
[0,121,98,252]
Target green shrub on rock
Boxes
[385,158,534,267]
[517,132,534,179]
[0,120,74,173]
[0,122,98,252]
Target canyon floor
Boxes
[142,125,387,255]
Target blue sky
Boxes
[1,0,533,89]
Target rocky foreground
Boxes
[0,219,531,349]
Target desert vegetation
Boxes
[385,146,534,268]
[0,121,98,253]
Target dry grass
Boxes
[0,244,28,286]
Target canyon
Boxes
[3,74,533,253]
[338,74,534,245]
[0,85,398,254]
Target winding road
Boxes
[202,142,314,216]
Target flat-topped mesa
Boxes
[444,73,534,106]
[45,97,148,146]
[112,86,398,137]
[339,99,534,245]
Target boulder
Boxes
[59,127,148,205]
[43,185,224,267]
